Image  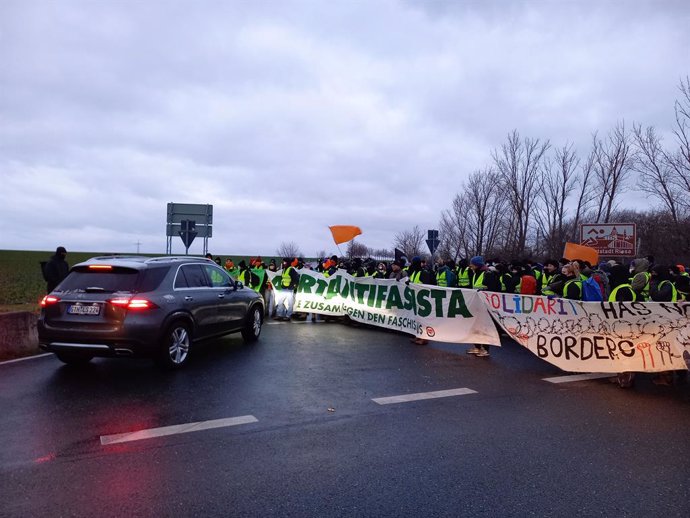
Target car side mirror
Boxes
[235,281,243,290]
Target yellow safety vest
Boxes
[658,280,678,302]
[541,273,556,296]
[608,284,637,302]
[457,267,471,287]
[563,279,582,299]
[281,267,294,289]
[472,271,486,290]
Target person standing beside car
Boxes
[44,246,69,293]
[274,257,300,321]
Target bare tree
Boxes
[371,248,394,260]
[632,123,682,223]
[440,194,470,260]
[667,76,690,213]
[276,241,302,258]
[535,143,580,257]
[590,122,634,223]
[346,240,370,258]
[440,168,506,259]
[492,130,550,255]
[394,225,425,259]
[464,168,506,256]
[570,150,596,242]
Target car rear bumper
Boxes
[40,341,139,357]
[38,319,161,357]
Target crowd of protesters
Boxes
[210,251,688,388]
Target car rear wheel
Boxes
[241,306,263,343]
[158,321,191,369]
[55,352,93,366]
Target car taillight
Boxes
[40,295,60,307]
[109,298,158,310]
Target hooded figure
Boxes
[649,265,676,302]
[408,256,434,285]
[44,246,69,293]
[630,258,651,300]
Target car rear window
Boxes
[137,266,170,292]
[58,266,140,293]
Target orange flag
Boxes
[563,242,599,266]
[329,225,362,245]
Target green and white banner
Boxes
[269,269,500,345]
[268,269,690,373]
[482,292,690,373]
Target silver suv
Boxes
[38,256,264,368]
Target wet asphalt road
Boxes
[1,320,690,517]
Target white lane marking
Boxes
[372,387,477,405]
[543,373,615,384]
[100,415,258,445]
[0,353,52,366]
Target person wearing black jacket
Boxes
[407,256,435,285]
[274,258,300,321]
[466,255,499,357]
[44,246,69,293]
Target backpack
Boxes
[582,276,603,301]
[520,274,537,295]
[592,270,609,298]
[446,269,457,288]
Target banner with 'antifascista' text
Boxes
[272,269,501,346]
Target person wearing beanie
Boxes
[435,259,457,288]
[466,255,499,357]
[44,246,69,293]
[236,260,262,292]
[388,260,407,282]
[408,256,435,286]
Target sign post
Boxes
[426,229,440,258]
[579,223,636,258]
[166,203,213,255]
[179,220,197,254]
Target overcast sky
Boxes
[1,0,689,258]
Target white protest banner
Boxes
[269,269,500,345]
[481,292,690,373]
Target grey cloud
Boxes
[1,0,689,256]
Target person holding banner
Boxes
[540,260,561,296]
[373,262,388,279]
[630,258,651,301]
[466,256,499,357]
[561,262,583,300]
[408,256,434,345]
[274,257,300,321]
[388,260,407,281]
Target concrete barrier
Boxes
[0,312,40,360]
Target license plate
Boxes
[67,304,101,316]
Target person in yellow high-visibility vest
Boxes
[407,256,434,345]
[274,257,300,321]
[465,256,499,357]
[649,265,683,387]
